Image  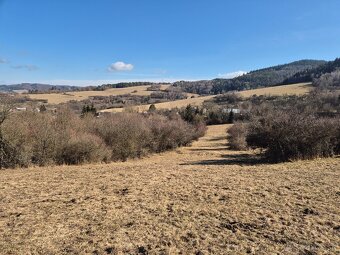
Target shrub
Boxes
[56,133,110,165]
[227,123,248,150]
[2,112,38,167]
[148,115,192,152]
[0,110,206,169]
[246,109,340,162]
[93,113,151,161]
[192,121,208,140]
[0,137,22,169]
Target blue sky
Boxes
[0,0,340,86]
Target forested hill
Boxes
[282,58,340,84]
[173,59,326,95]
[94,82,170,91]
[0,83,79,92]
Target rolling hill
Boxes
[27,84,171,104]
[173,60,325,95]
[101,83,312,113]
[0,83,79,93]
[282,58,340,84]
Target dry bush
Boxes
[92,113,206,160]
[3,111,78,166]
[28,113,58,166]
[192,121,208,140]
[56,133,111,165]
[333,120,340,155]
[0,138,21,169]
[92,113,151,161]
[0,110,206,168]
[2,112,38,167]
[227,123,248,150]
[314,70,340,89]
[246,109,340,162]
[147,115,193,152]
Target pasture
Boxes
[25,83,312,109]
[27,85,171,104]
[1,124,339,254]
[101,83,312,113]
[238,83,312,97]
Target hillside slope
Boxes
[1,124,339,254]
[283,58,340,84]
[101,83,312,113]
[0,83,78,92]
[173,60,325,95]
[28,84,171,104]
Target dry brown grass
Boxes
[27,85,171,104]
[27,83,310,112]
[0,124,339,254]
[237,83,312,97]
[101,83,312,113]
[101,95,215,113]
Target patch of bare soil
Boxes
[0,125,339,254]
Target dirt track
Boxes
[0,125,339,254]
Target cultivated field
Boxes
[1,124,339,254]
[27,85,171,104]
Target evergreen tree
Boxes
[184,104,195,123]
[39,105,47,112]
[228,110,234,124]
[81,104,97,117]
[148,104,156,112]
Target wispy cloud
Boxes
[11,64,39,71]
[108,61,134,72]
[218,71,247,79]
[0,58,9,64]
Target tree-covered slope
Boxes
[173,60,326,95]
[282,58,340,84]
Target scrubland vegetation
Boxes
[0,106,205,169]
[1,124,339,254]
[227,86,340,162]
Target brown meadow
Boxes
[1,124,339,254]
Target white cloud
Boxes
[11,64,39,71]
[218,71,247,79]
[108,61,134,72]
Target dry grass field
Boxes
[27,83,311,111]
[1,124,339,254]
[101,83,312,113]
[100,95,215,113]
[237,83,312,98]
[27,85,171,104]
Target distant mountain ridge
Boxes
[0,82,168,93]
[282,58,340,84]
[0,83,78,92]
[173,59,326,95]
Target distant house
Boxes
[13,90,29,94]
[222,108,240,114]
[15,107,27,112]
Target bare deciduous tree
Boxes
[0,97,15,169]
